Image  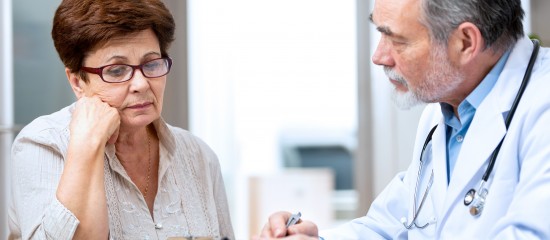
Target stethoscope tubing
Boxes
[482,39,539,181]
[404,39,540,229]
[403,125,437,229]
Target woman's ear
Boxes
[66,68,85,99]
[448,22,484,66]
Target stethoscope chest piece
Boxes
[464,189,476,206]
[466,184,489,217]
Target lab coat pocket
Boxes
[485,179,517,218]
[479,178,516,224]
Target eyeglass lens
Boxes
[103,58,170,82]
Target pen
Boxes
[286,212,302,227]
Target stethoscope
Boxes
[402,39,540,230]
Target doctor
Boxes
[258,0,550,239]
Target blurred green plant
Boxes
[529,33,544,45]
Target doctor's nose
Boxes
[372,38,395,67]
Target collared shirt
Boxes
[9,103,234,239]
[440,50,511,184]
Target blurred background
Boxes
[1,0,547,238]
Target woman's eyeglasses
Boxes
[80,57,172,83]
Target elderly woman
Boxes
[8,0,234,239]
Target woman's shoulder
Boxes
[15,104,73,143]
[12,104,74,160]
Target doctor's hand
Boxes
[256,211,319,239]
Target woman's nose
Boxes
[129,69,150,92]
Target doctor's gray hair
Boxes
[420,0,524,52]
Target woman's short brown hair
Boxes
[52,0,175,82]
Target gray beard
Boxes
[391,89,422,110]
[384,67,423,109]
[384,45,463,109]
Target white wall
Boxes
[188,0,357,237]
[0,0,13,238]
[522,0,532,35]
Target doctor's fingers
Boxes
[287,220,318,237]
[257,234,319,240]
[260,211,293,237]
[260,216,318,238]
[284,234,319,240]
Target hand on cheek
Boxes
[107,127,119,145]
[70,96,121,146]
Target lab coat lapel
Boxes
[439,37,534,220]
[429,117,448,218]
[442,94,506,215]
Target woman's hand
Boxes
[70,96,120,145]
[257,211,319,239]
[58,96,120,239]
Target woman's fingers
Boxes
[71,96,120,145]
[107,127,119,145]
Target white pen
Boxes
[286,212,302,227]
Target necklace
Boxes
[143,131,152,198]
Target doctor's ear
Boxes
[66,68,86,99]
[448,22,484,65]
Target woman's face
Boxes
[70,29,167,129]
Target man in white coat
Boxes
[258,0,550,239]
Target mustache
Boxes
[384,67,408,87]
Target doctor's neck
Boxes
[442,49,505,119]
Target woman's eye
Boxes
[143,62,160,71]
[104,65,130,77]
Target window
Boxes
[188,0,357,237]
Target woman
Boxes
[8,0,234,239]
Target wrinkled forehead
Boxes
[87,29,160,55]
[371,0,422,24]
[83,29,162,66]
[370,0,427,38]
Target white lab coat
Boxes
[321,37,550,239]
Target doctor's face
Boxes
[370,0,464,109]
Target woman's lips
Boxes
[127,102,152,109]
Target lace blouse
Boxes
[8,103,234,239]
